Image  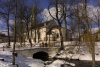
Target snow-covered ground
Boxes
[55,41,100,61]
[0,50,75,67]
[0,42,75,67]
[0,41,100,67]
[0,50,45,67]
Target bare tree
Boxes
[0,0,13,47]
[70,0,96,67]
[23,6,33,45]
[24,8,33,47]
[94,0,100,30]
[16,0,28,47]
[48,0,66,50]
[12,0,17,65]
[82,0,95,67]
[30,0,42,43]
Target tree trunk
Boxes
[35,29,36,43]
[92,44,95,67]
[37,28,39,43]
[26,23,32,48]
[12,0,17,65]
[64,10,68,41]
[7,18,10,47]
[59,24,64,50]
[82,0,95,67]
[49,34,50,43]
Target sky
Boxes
[39,0,49,9]
[0,0,49,33]
[0,0,48,27]
[38,0,97,9]
[35,0,98,9]
[39,0,97,8]
[27,0,49,9]
[0,0,99,35]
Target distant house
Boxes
[0,33,14,43]
[24,20,70,43]
[81,33,95,42]
[0,33,8,42]
[80,30,99,42]
[95,29,100,41]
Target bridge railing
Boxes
[39,42,60,48]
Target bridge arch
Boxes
[33,51,49,61]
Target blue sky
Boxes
[30,0,97,9]
[28,0,49,9]
[0,0,98,34]
[38,0,97,8]
[89,0,98,6]
[0,0,38,30]
[0,0,49,34]
[39,0,49,9]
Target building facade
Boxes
[24,20,69,43]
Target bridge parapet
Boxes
[15,47,59,58]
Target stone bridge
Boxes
[15,47,59,61]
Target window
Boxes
[56,33,59,38]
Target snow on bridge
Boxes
[15,47,59,60]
